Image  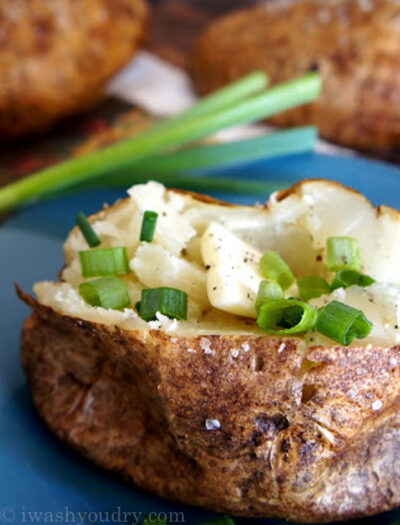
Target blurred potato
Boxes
[0,0,149,139]
[191,0,400,151]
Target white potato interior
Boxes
[35,180,400,345]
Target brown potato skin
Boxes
[0,0,149,139]
[191,0,400,151]
[18,284,400,523]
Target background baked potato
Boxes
[0,0,149,139]
[191,0,400,151]
[19,180,400,522]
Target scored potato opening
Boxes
[34,179,400,346]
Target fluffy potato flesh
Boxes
[35,180,400,346]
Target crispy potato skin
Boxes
[0,0,149,139]
[18,283,400,522]
[191,0,400,151]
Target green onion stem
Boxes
[315,300,372,345]
[79,247,131,277]
[104,126,317,183]
[256,280,284,312]
[79,276,131,310]
[260,251,295,290]
[0,72,321,213]
[140,211,158,242]
[139,287,188,321]
[297,275,331,301]
[76,212,101,248]
[330,270,375,291]
[327,237,361,272]
[257,298,318,335]
[19,174,289,207]
[160,70,268,126]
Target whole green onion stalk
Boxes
[0,71,321,214]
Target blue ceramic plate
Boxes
[2,152,400,525]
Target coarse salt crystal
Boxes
[155,312,179,333]
[187,348,196,354]
[241,343,250,352]
[371,400,383,411]
[347,388,358,400]
[278,343,286,354]
[231,349,240,358]
[332,288,346,302]
[205,419,221,430]
[201,338,215,355]
[122,308,138,320]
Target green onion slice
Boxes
[315,300,372,345]
[79,276,131,310]
[139,287,188,321]
[331,270,375,291]
[257,299,318,335]
[327,237,361,272]
[255,279,284,312]
[259,251,294,290]
[75,212,101,248]
[140,210,158,242]
[298,276,331,301]
[79,247,131,277]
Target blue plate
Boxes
[2,152,400,525]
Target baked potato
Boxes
[0,0,149,139]
[19,179,400,523]
[191,0,400,151]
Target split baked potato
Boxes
[0,0,149,139]
[191,0,400,151]
[19,180,400,523]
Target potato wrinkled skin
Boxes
[0,0,149,139]
[191,0,400,151]
[18,286,400,523]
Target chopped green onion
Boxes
[297,276,331,301]
[255,279,284,312]
[327,237,361,272]
[79,247,131,277]
[260,251,295,290]
[315,300,372,345]
[79,276,131,310]
[139,287,188,321]
[331,270,375,291]
[0,72,321,214]
[257,299,318,335]
[199,518,236,525]
[75,212,101,247]
[140,211,158,242]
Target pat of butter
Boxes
[201,222,263,318]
